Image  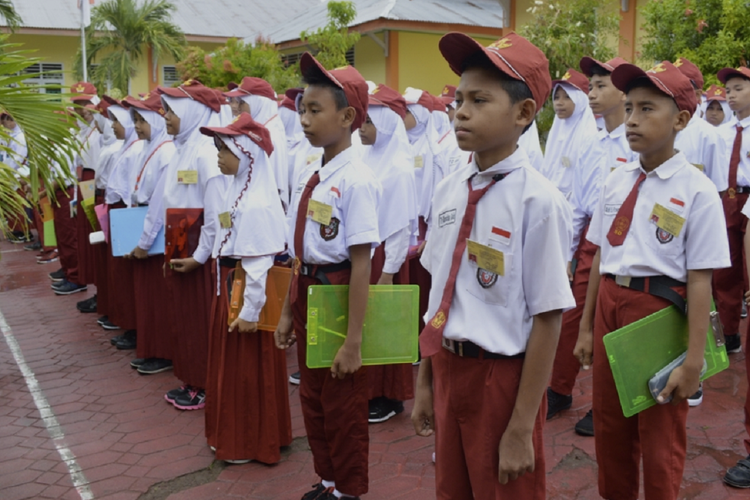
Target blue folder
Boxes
[109,206,165,257]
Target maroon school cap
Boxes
[579,56,629,77]
[673,57,704,89]
[611,61,697,114]
[706,84,726,102]
[440,84,456,106]
[224,77,276,101]
[438,32,551,114]
[299,52,369,131]
[369,84,407,119]
[122,91,166,116]
[199,112,274,157]
[158,80,223,113]
[70,81,97,102]
[718,66,750,84]
[551,68,590,95]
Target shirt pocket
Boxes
[465,249,513,307]
[643,201,686,258]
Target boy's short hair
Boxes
[589,65,611,78]
[301,68,349,111]
[580,56,629,78]
[612,61,697,114]
[718,66,750,85]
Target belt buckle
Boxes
[615,275,632,287]
[729,187,737,199]
[442,337,455,354]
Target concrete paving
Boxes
[1,237,749,499]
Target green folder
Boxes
[603,306,728,417]
[306,284,420,369]
[80,197,98,231]
[43,219,56,247]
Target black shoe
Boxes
[53,281,88,295]
[546,387,573,420]
[9,231,32,243]
[77,295,97,313]
[130,358,147,369]
[289,371,301,385]
[173,388,206,410]
[110,334,124,346]
[301,483,331,500]
[101,319,121,331]
[137,358,173,375]
[724,456,750,488]
[726,334,742,354]
[97,315,109,326]
[115,330,136,350]
[688,382,703,407]
[24,241,42,251]
[165,385,191,404]
[575,409,594,436]
[368,397,404,424]
[49,268,65,282]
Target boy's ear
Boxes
[674,108,692,133]
[515,98,536,131]
[341,106,357,130]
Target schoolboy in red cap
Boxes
[411,32,574,499]
[273,54,381,500]
[574,61,729,500]
[549,56,636,436]
[673,57,728,196]
[711,66,750,359]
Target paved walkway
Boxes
[1,237,749,500]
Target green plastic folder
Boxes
[43,219,56,247]
[306,285,420,369]
[603,306,728,418]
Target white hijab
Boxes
[362,105,418,242]
[129,107,172,205]
[93,113,122,189]
[280,105,304,149]
[105,104,142,204]
[704,98,733,126]
[213,133,286,258]
[403,88,439,221]
[541,83,598,197]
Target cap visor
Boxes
[610,64,650,93]
[199,125,240,138]
[71,95,96,102]
[439,32,518,83]
[300,53,343,89]
[718,68,747,84]
[579,57,610,78]
[223,88,249,98]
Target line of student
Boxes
[6,29,750,500]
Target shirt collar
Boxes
[737,114,750,129]
[597,122,626,141]
[625,151,687,179]
[460,146,529,181]
[318,145,355,182]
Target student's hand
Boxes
[273,312,296,349]
[498,427,535,485]
[417,240,427,256]
[566,261,574,282]
[131,247,148,260]
[229,318,258,334]
[170,257,200,273]
[657,363,701,405]
[573,325,594,370]
[331,341,362,379]
[411,385,435,437]
[376,273,394,285]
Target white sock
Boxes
[333,489,355,498]
[321,479,335,489]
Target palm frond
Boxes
[0,0,23,31]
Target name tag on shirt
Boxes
[692,163,704,172]
[219,211,232,229]
[467,240,505,276]
[307,153,322,165]
[177,170,198,184]
[649,203,686,237]
[414,155,424,169]
[307,199,332,226]
[561,156,571,168]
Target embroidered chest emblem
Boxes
[655,227,674,244]
[477,268,498,288]
[320,217,340,241]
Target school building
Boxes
[2,0,648,96]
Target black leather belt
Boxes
[299,260,351,285]
[604,274,687,314]
[219,257,239,268]
[95,188,104,197]
[442,338,525,360]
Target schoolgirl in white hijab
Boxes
[198,113,290,464]
[431,97,466,175]
[224,77,290,208]
[704,84,733,127]
[360,85,418,283]
[92,100,122,190]
[104,98,144,205]
[540,70,598,199]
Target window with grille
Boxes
[21,63,64,94]
[162,65,180,87]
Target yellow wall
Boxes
[354,34,386,86]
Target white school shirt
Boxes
[740,196,750,219]
[518,120,544,172]
[569,123,636,259]
[718,114,750,188]
[286,146,381,265]
[1,126,27,176]
[675,110,728,191]
[587,152,730,283]
[421,147,575,356]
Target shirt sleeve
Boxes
[685,188,731,270]
[522,198,576,315]
[586,183,605,248]
[383,226,410,274]
[138,167,166,251]
[238,256,274,323]
[705,131,728,192]
[342,177,381,248]
[192,175,224,265]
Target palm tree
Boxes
[76,0,186,94]
[0,37,81,238]
[0,0,23,31]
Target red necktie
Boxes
[728,125,744,197]
[289,171,321,304]
[607,171,647,247]
[419,173,504,358]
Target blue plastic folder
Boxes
[109,206,165,257]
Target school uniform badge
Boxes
[320,217,340,241]
[655,227,674,244]
[477,268,498,288]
